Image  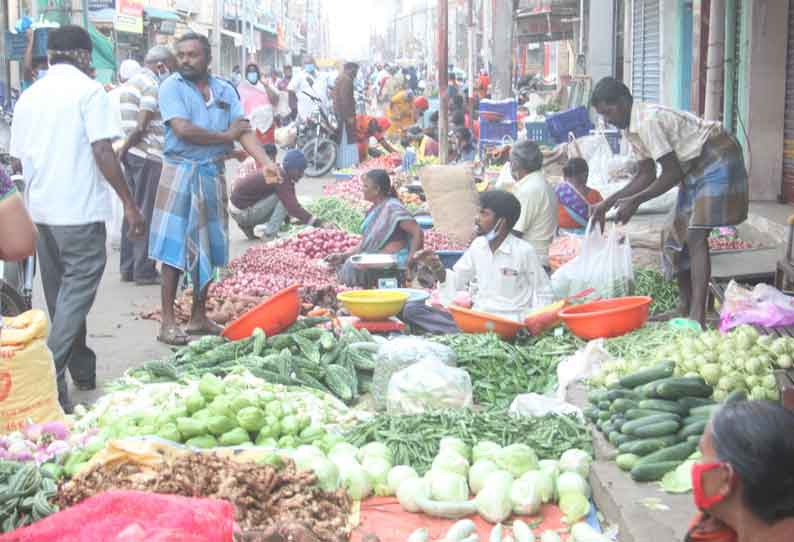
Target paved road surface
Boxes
[32,172,331,407]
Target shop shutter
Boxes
[631,0,661,103]
[783,2,794,202]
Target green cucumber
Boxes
[625,408,675,421]
[606,388,642,402]
[598,401,611,411]
[686,435,702,446]
[636,441,697,466]
[631,461,682,482]
[655,378,713,400]
[621,414,681,435]
[682,414,710,426]
[631,420,681,439]
[678,397,716,411]
[618,361,676,389]
[678,419,709,439]
[618,435,679,456]
[597,410,611,422]
[583,407,600,421]
[616,453,641,472]
[612,433,634,448]
[588,389,609,404]
[610,398,638,414]
[689,404,720,418]
[724,389,747,404]
[638,399,688,416]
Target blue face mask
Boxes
[483,219,503,242]
[304,64,316,74]
[36,69,47,80]
[246,72,259,84]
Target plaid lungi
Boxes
[336,124,359,169]
[662,132,749,277]
[149,158,229,290]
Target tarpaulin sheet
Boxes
[351,497,571,542]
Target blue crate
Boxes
[4,29,48,61]
[479,98,517,121]
[415,215,434,230]
[545,106,594,144]
[525,121,552,145]
[480,120,517,144]
[601,130,622,154]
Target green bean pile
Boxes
[431,333,579,406]
[634,268,679,316]
[345,409,592,474]
[305,198,366,234]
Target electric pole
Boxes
[438,0,448,164]
[492,0,513,99]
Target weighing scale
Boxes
[336,316,406,333]
[349,254,405,290]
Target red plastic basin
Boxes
[448,305,525,340]
[221,284,300,341]
[558,296,652,340]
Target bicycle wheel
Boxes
[302,138,337,177]
[0,280,27,317]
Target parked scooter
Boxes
[295,91,338,177]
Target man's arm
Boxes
[119,109,154,159]
[238,131,279,183]
[23,29,34,82]
[376,136,397,155]
[0,193,37,261]
[91,139,145,239]
[615,152,684,224]
[592,158,656,229]
[274,180,316,225]
[168,117,246,146]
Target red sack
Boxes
[0,491,235,542]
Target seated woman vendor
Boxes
[403,190,554,334]
[328,169,423,287]
[556,157,603,234]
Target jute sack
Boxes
[1,310,65,433]
[419,165,479,245]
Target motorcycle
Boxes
[296,91,338,178]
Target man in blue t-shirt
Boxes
[20,28,48,91]
[148,33,278,346]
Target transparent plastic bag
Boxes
[551,220,633,300]
[372,337,457,410]
[719,280,794,332]
[509,393,584,420]
[387,358,473,415]
[555,339,611,401]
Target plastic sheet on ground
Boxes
[0,490,235,542]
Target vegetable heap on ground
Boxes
[633,269,679,316]
[305,198,366,234]
[132,324,380,404]
[272,228,360,260]
[0,461,60,533]
[57,454,352,542]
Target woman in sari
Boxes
[238,63,278,144]
[328,169,424,287]
[555,157,603,234]
[386,89,415,141]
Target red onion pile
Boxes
[274,228,361,259]
[423,230,469,251]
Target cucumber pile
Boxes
[584,360,730,483]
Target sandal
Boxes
[157,325,190,346]
[186,320,224,336]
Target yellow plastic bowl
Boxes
[337,290,410,321]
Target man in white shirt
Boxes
[10,25,145,410]
[510,139,558,266]
[403,190,554,333]
[287,55,327,121]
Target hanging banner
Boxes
[115,0,143,34]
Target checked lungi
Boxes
[149,158,229,290]
[661,132,749,278]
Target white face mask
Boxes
[157,68,170,82]
[36,69,47,80]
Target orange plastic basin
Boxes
[558,296,652,340]
[448,305,525,340]
[222,284,301,341]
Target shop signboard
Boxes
[88,0,115,11]
[115,0,143,34]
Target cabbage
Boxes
[475,468,512,523]
[472,441,502,463]
[311,457,340,492]
[520,470,554,503]
[560,492,591,523]
[538,459,560,481]
[468,459,499,495]
[439,437,471,462]
[570,522,610,542]
[329,443,359,466]
[559,449,592,478]
[339,462,372,500]
[387,465,419,494]
[397,477,431,512]
[557,472,590,499]
[362,457,393,490]
[292,445,325,472]
[483,470,514,490]
[432,450,470,478]
[511,475,542,515]
[429,470,469,502]
[540,530,562,542]
[358,442,393,464]
[660,460,696,494]
[494,444,538,478]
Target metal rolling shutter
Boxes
[631,0,661,103]
[783,2,794,202]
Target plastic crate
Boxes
[480,120,517,144]
[525,121,553,145]
[4,29,48,61]
[436,250,464,269]
[479,98,517,121]
[545,106,594,144]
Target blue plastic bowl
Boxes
[436,250,464,269]
[415,215,434,230]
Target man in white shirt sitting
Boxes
[403,190,554,334]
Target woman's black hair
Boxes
[455,126,472,143]
[563,157,589,180]
[590,76,633,108]
[451,111,466,127]
[365,169,397,198]
[711,400,794,524]
[479,190,522,231]
[245,63,260,75]
[262,143,278,162]
[48,25,92,65]
[429,111,439,124]
[176,33,212,62]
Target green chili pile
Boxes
[305,198,366,234]
[634,268,679,316]
[345,409,592,475]
[431,333,578,406]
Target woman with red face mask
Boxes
[687,400,794,542]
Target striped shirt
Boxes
[118,67,164,156]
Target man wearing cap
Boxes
[414,95,429,124]
[230,149,331,241]
[355,115,397,162]
[9,25,145,409]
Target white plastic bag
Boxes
[387,358,473,415]
[551,220,633,300]
[509,393,584,420]
[555,340,611,401]
[495,162,515,191]
[107,192,123,248]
